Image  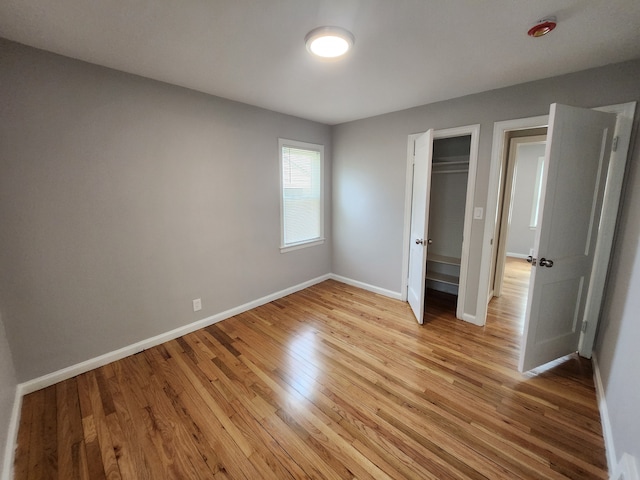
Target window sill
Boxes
[280,238,325,253]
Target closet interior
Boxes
[425,134,471,306]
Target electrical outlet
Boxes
[192,298,202,312]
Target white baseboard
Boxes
[506,252,530,260]
[7,272,396,477]
[460,313,481,326]
[19,274,331,395]
[612,453,640,480]
[1,386,22,480]
[592,353,617,474]
[592,356,640,480]
[17,273,399,395]
[9,274,630,480]
[329,274,402,300]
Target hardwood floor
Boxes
[14,259,607,479]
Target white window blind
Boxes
[279,139,324,251]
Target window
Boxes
[279,139,324,252]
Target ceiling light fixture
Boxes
[528,16,557,38]
[305,26,355,58]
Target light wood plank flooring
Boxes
[14,258,607,479]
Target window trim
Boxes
[278,138,325,253]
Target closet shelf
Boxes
[426,271,459,286]
[427,254,461,266]
[432,160,469,166]
[432,155,469,165]
[432,169,468,175]
[432,155,469,175]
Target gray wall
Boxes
[0,39,332,381]
[506,143,546,257]
[596,132,640,464]
[0,314,17,479]
[332,58,640,467]
[332,58,640,314]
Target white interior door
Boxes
[407,130,434,324]
[519,104,616,372]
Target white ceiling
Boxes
[1,0,640,125]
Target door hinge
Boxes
[612,136,619,152]
[581,321,588,333]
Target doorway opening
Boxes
[488,129,547,330]
[424,135,471,319]
[405,124,480,325]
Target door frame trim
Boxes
[580,101,637,357]
[401,124,480,323]
[477,115,549,328]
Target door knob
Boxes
[539,258,554,267]
[415,239,425,245]
[427,238,433,245]
[526,256,537,266]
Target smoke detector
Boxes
[528,17,557,38]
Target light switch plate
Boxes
[473,207,484,220]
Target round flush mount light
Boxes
[528,16,557,37]
[305,26,355,58]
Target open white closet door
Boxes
[407,130,434,324]
[519,104,616,372]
